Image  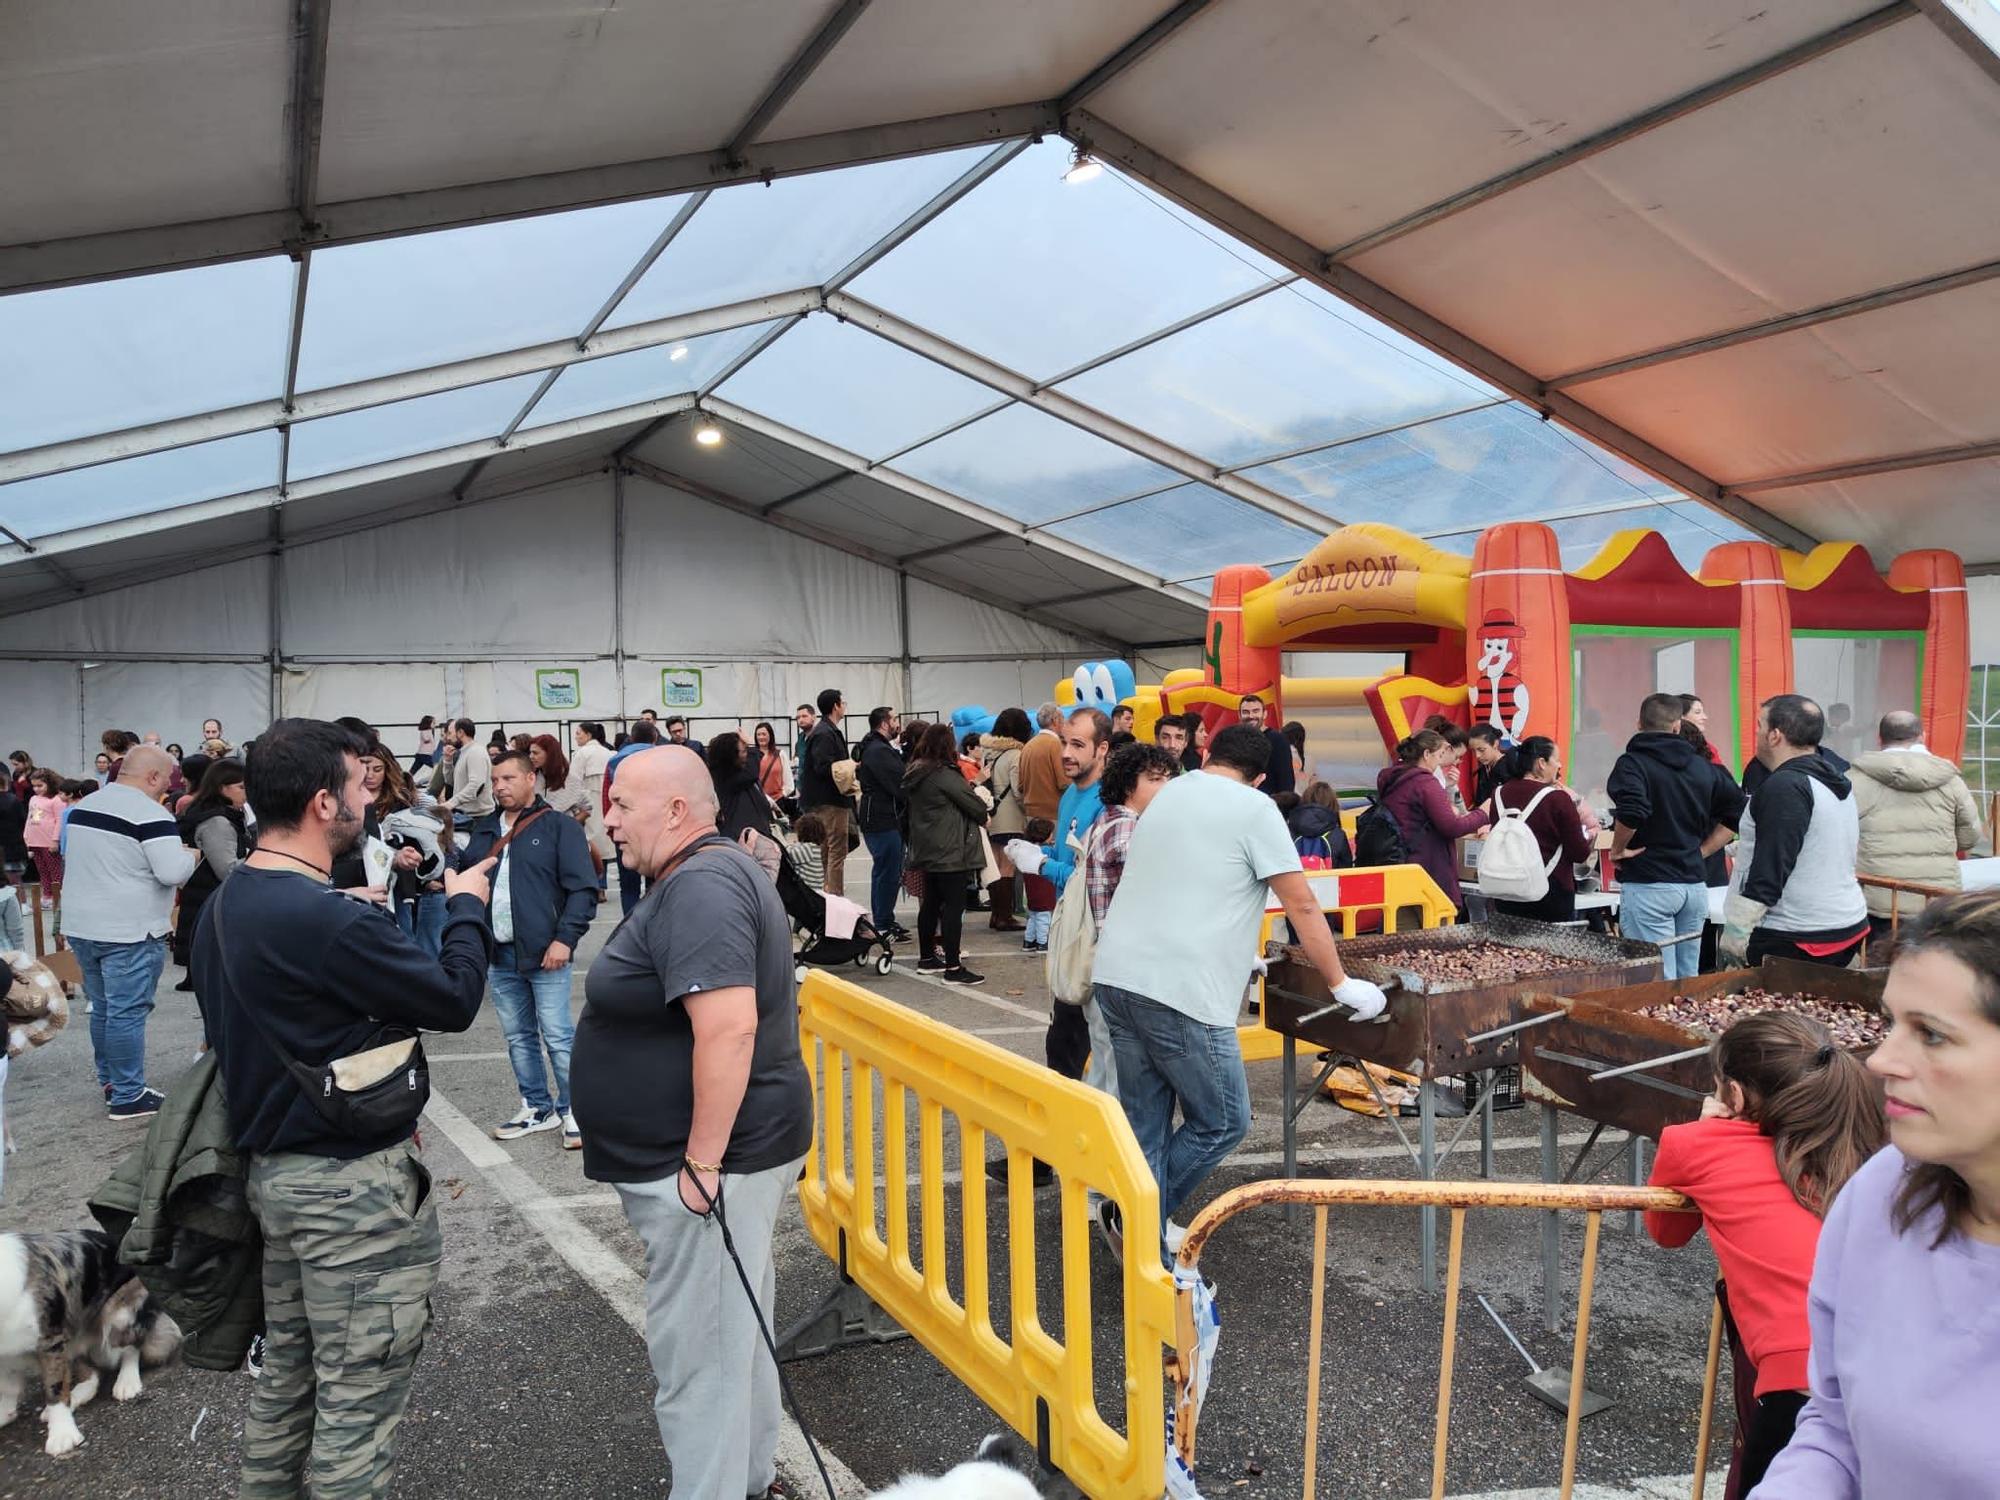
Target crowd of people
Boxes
[3,682,1997,1498]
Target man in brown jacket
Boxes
[1018,703,1066,825]
[1850,710,1983,937]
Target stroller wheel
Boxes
[875,953,894,976]
[853,953,869,968]
[794,964,810,985]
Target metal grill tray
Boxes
[1263,917,1663,1079]
[1519,957,1887,1139]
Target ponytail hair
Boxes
[1713,1011,1885,1216]
[1508,734,1558,781]
[1395,729,1445,765]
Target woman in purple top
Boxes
[1374,730,1489,911]
[1751,890,2000,1498]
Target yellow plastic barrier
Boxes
[1241,863,1457,1061]
[1168,1179,1714,1500]
[796,972,1176,1499]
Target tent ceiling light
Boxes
[693,417,724,447]
[668,344,689,361]
[1062,146,1102,185]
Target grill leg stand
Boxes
[1419,1079,1438,1294]
[1626,1134,1650,1237]
[1478,1072,1496,1181]
[1540,1104,1561,1334]
[1282,1036,1298,1225]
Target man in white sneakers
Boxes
[62,745,198,1120]
[1092,725,1385,1259]
[460,750,599,1148]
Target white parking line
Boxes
[422,1086,868,1497]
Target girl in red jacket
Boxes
[1645,1011,1884,1494]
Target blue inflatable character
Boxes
[950,705,998,743]
[1065,660,1137,718]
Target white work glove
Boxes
[1332,976,1390,1021]
[1012,842,1047,876]
[1718,892,1766,969]
[1249,956,1270,977]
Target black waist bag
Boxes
[214,884,430,1138]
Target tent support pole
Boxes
[897,570,913,711]
[613,466,628,723]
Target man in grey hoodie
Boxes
[1850,709,1983,939]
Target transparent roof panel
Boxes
[1059,281,1502,470]
[605,148,992,331]
[2,431,278,540]
[0,257,293,451]
[846,139,1291,379]
[1043,484,1321,582]
[295,196,684,392]
[1242,402,1675,530]
[890,404,1180,524]
[521,320,782,433]
[715,316,997,461]
[1428,501,1755,572]
[287,375,542,482]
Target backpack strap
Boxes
[1507,784,1567,874]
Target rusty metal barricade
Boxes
[1168,1178,1718,1500]
[795,971,1176,1499]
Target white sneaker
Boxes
[562,1112,583,1151]
[492,1101,562,1140]
[1164,1219,1188,1256]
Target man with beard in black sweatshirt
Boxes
[1607,693,1744,980]
[1720,694,1871,969]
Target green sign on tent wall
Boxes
[662,667,703,708]
[536,668,582,711]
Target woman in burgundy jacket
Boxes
[1375,730,1489,911]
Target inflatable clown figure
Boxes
[1468,610,1532,741]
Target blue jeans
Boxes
[862,829,904,934]
[488,944,576,1115]
[1619,881,1708,980]
[1093,982,1251,1230]
[398,892,446,956]
[71,935,169,1106]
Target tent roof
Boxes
[5,0,1996,644]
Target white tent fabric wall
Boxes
[5,557,272,658]
[280,477,618,657]
[620,474,902,658]
[904,577,1111,659]
[0,661,85,778]
[85,659,271,760]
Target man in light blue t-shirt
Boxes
[1092,725,1387,1256]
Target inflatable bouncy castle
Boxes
[1152,520,1967,800]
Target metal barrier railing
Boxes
[1857,871,1956,958]
[795,972,1176,1499]
[1168,1178,1714,1500]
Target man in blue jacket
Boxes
[1024,708,1111,1078]
[462,749,599,1149]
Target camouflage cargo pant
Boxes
[241,1143,442,1499]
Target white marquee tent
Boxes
[5,0,1999,772]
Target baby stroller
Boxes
[774,850,895,980]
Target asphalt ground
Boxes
[0,859,1732,1498]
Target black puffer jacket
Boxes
[856,731,906,835]
[1285,801,1352,868]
